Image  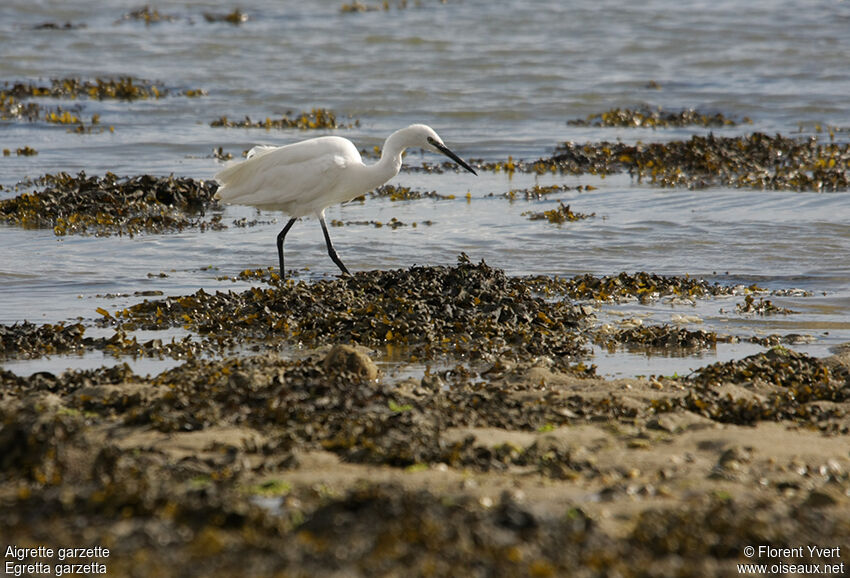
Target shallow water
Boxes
[2,0,850,377]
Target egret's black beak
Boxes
[427,137,477,175]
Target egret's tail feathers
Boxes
[213,162,249,201]
[214,146,280,201]
[213,160,255,200]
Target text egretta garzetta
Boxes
[214,124,477,277]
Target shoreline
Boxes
[2,263,849,576]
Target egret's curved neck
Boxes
[365,129,407,187]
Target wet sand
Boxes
[2,261,849,577]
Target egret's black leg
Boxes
[319,214,351,276]
[276,217,297,277]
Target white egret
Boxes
[214,124,477,277]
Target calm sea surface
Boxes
[2,0,849,377]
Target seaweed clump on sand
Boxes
[0,172,222,236]
[118,5,179,24]
[32,21,87,30]
[1,77,205,103]
[615,133,850,190]
[210,109,353,130]
[735,294,797,315]
[677,347,850,429]
[114,257,592,366]
[370,183,455,201]
[2,146,38,156]
[0,348,591,480]
[482,133,850,191]
[567,106,750,128]
[329,216,422,229]
[0,78,205,131]
[0,321,207,362]
[340,1,444,12]
[541,271,737,304]
[0,92,41,121]
[523,202,594,224]
[497,183,583,201]
[203,9,248,24]
[596,324,723,354]
[0,322,88,359]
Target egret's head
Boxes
[402,124,477,175]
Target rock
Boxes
[709,446,753,481]
[803,489,840,508]
[323,344,378,381]
[647,411,715,433]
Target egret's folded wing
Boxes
[214,146,349,216]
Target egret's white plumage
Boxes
[214,124,476,277]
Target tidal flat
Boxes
[2,257,850,576]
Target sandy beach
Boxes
[2,262,849,576]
